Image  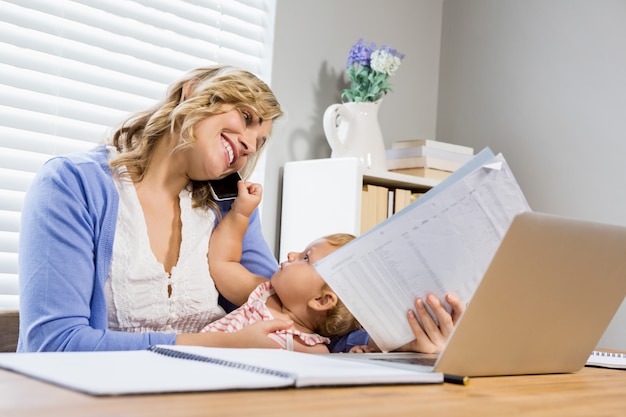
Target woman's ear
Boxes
[308,291,338,312]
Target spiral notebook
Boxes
[0,345,442,396]
[586,351,626,369]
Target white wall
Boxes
[436,0,626,349]
[267,0,443,255]
[269,0,626,349]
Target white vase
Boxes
[323,100,387,173]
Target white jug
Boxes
[323,100,388,173]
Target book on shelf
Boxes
[411,192,425,203]
[315,148,531,352]
[386,155,465,172]
[386,145,474,163]
[360,184,376,234]
[387,189,394,219]
[0,345,443,396]
[373,184,389,224]
[360,184,389,233]
[393,188,412,214]
[363,186,420,233]
[586,350,626,369]
[391,139,474,155]
[390,167,452,181]
[394,188,425,213]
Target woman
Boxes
[18,65,290,352]
[18,65,462,353]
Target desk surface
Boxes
[1,366,624,417]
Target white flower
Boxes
[370,49,403,76]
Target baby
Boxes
[201,181,360,353]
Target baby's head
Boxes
[273,233,361,338]
[315,234,362,338]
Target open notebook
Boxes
[0,345,442,396]
[339,212,626,377]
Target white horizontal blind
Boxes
[0,0,276,311]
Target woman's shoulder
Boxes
[32,145,117,202]
[44,144,109,169]
[40,145,112,180]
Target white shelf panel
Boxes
[279,157,440,261]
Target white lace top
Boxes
[105,156,225,334]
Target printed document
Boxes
[314,149,531,352]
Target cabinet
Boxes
[278,157,439,261]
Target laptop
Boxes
[338,211,626,377]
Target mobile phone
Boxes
[209,172,242,201]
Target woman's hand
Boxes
[396,293,465,353]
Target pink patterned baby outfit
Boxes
[200,281,330,350]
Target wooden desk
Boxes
[1,366,623,417]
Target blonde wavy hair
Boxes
[314,233,363,338]
[108,65,283,211]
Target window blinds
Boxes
[0,0,276,310]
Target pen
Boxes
[444,374,469,385]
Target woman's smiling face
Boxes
[185,107,272,181]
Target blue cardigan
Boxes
[17,145,369,352]
[17,145,279,352]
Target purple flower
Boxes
[346,38,376,68]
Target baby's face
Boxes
[284,238,335,265]
[270,239,335,303]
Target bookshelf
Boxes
[279,157,438,261]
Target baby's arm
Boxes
[209,181,267,306]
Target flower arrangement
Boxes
[341,38,405,103]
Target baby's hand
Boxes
[231,181,262,217]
